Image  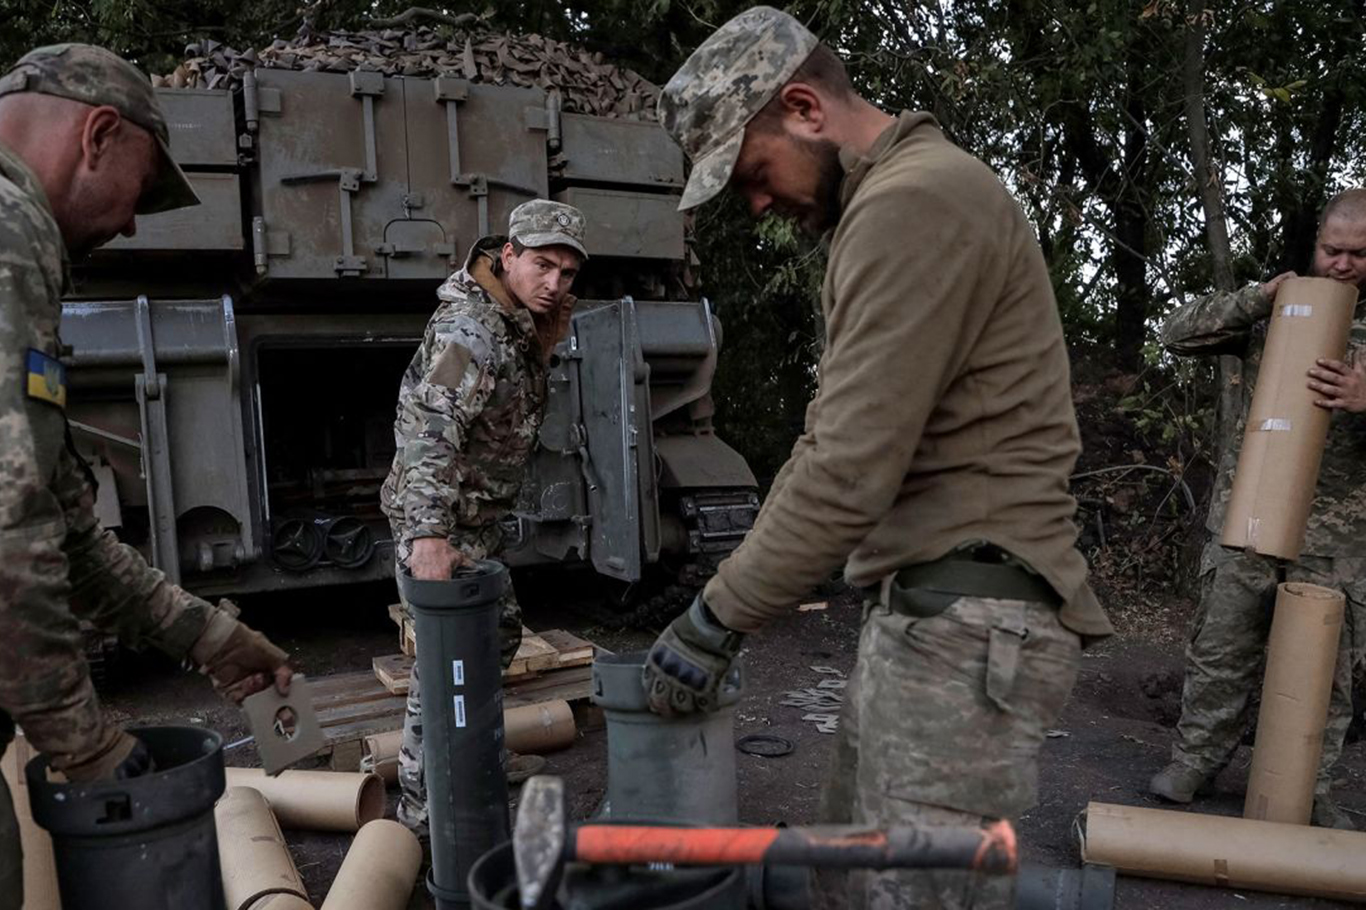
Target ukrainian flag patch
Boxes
[26,349,67,409]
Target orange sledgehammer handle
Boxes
[572,820,1017,874]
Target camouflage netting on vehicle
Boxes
[151,27,661,121]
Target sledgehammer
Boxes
[513,776,1018,910]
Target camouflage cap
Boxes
[659,6,819,211]
[0,43,199,214]
[509,199,589,259]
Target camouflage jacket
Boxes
[1162,284,1366,559]
[0,142,224,769]
[381,237,571,545]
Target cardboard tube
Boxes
[1245,582,1344,824]
[1081,802,1366,902]
[361,730,401,785]
[1,731,60,910]
[505,700,577,754]
[360,700,575,783]
[225,767,385,832]
[1222,276,1357,559]
[249,896,315,910]
[318,819,422,910]
[215,786,310,910]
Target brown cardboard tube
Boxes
[1245,582,1344,824]
[361,730,401,785]
[225,767,385,832]
[504,700,577,754]
[359,700,575,784]
[215,786,311,910]
[318,819,422,910]
[249,895,316,910]
[1080,802,1366,902]
[1222,276,1357,559]
[2,731,60,910]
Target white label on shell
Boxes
[1258,418,1292,431]
[454,694,467,728]
[452,660,464,686]
[1280,305,1313,317]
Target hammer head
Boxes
[514,774,567,910]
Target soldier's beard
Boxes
[787,135,844,238]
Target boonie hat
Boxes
[0,43,200,214]
[509,199,589,259]
[659,6,819,210]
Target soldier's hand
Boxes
[190,612,293,705]
[64,730,155,782]
[1309,355,1366,412]
[1260,271,1298,302]
[408,537,471,580]
[642,594,744,716]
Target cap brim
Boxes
[678,129,745,211]
[135,136,200,215]
[517,231,589,261]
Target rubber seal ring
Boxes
[735,734,794,758]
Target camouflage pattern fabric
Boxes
[508,198,589,258]
[0,44,198,214]
[812,595,1081,910]
[379,236,556,539]
[659,6,818,210]
[391,529,521,836]
[1161,284,1366,558]
[382,232,570,835]
[1170,541,1366,795]
[0,714,17,910]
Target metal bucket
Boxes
[468,839,748,910]
[592,649,743,825]
[25,725,226,910]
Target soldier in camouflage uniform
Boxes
[643,9,1111,909]
[380,199,585,837]
[1152,190,1366,829]
[0,45,294,908]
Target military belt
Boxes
[869,546,1062,619]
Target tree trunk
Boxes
[1182,0,1242,462]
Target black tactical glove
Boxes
[642,594,744,716]
[64,730,155,782]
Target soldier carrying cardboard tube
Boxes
[379,198,587,839]
[640,8,1112,909]
[0,44,294,909]
[1151,189,1366,829]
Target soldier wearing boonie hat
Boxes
[0,44,292,906]
[644,8,1111,910]
[0,43,199,214]
[381,198,587,838]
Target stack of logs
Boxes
[151,26,661,121]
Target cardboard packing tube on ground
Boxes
[1,730,60,910]
[225,767,385,832]
[1244,581,1344,824]
[216,786,312,910]
[1080,801,1366,902]
[361,699,577,783]
[318,819,422,910]
[1221,276,1358,560]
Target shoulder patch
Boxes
[430,342,474,389]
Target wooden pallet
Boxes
[372,628,596,696]
[317,654,597,772]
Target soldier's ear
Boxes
[500,242,518,271]
[80,106,125,170]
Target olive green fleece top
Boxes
[703,112,1112,640]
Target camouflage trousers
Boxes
[390,527,522,836]
[1171,542,1366,796]
[813,595,1082,910]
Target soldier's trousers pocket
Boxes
[985,609,1029,713]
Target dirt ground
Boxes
[97,576,1365,909]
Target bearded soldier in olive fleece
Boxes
[1154,217,1366,828]
[380,199,584,836]
[0,44,291,908]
